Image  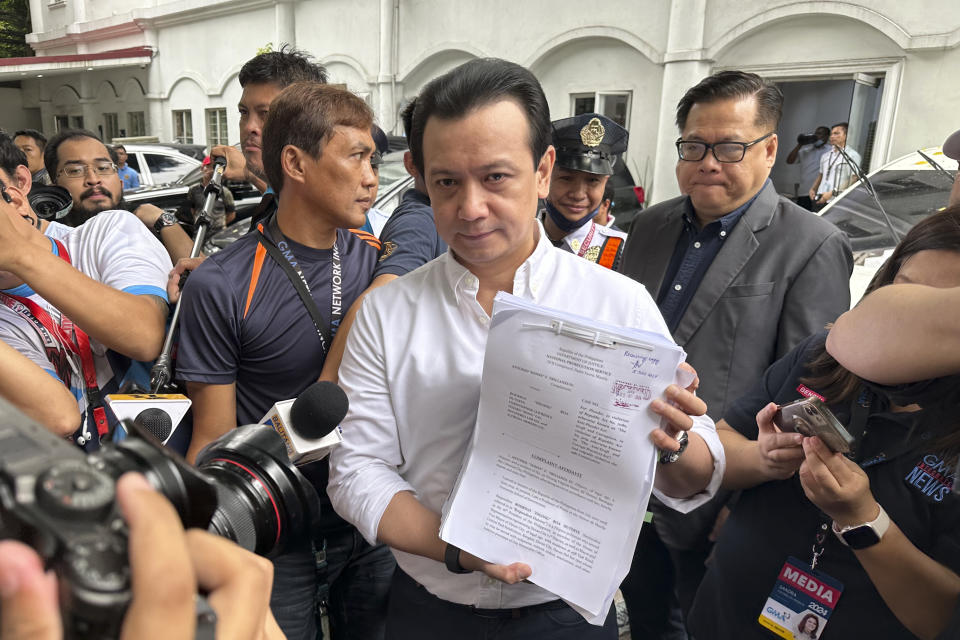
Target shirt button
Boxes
[674,284,682,291]
[719,231,727,238]
[693,242,701,249]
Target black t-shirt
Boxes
[176,223,378,529]
[688,331,960,640]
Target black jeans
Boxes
[269,528,395,640]
[385,568,618,640]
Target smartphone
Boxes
[773,397,854,453]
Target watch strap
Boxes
[444,543,471,574]
[832,504,890,549]
[153,211,177,234]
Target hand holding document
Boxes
[440,292,688,623]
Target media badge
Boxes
[758,556,843,639]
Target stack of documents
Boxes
[440,292,687,624]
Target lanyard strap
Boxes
[257,216,340,356]
[0,239,108,437]
[576,223,597,258]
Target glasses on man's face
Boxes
[675,132,774,163]
[56,162,118,180]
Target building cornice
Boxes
[28,0,300,48]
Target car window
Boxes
[145,153,198,185]
[377,160,410,194]
[822,168,953,252]
[126,154,141,173]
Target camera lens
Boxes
[110,421,321,558]
[196,425,322,557]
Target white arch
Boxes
[398,42,488,83]
[320,53,374,84]
[95,80,119,100]
[162,72,209,100]
[707,3,910,59]
[52,84,82,104]
[121,77,146,99]
[525,25,661,69]
[214,65,244,97]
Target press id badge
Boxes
[758,557,844,639]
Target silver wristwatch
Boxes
[153,211,178,234]
[658,430,689,464]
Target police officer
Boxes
[540,113,628,269]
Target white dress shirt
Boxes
[817,146,862,196]
[328,221,725,609]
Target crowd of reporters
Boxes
[0,44,958,640]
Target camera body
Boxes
[796,133,820,146]
[0,398,322,639]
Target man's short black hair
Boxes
[675,70,783,132]
[14,129,46,148]
[832,122,849,133]
[239,44,328,89]
[44,129,102,179]
[114,143,126,152]
[409,58,551,175]
[0,131,28,179]
[400,98,417,139]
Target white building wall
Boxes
[14,0,960,202]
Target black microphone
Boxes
[260,381,349,464]
[134,407,173,442]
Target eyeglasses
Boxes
[56,162,118,180]
[675,132,774,163]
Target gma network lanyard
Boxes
[256,215,341,355]
[0,239,108,439]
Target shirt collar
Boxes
[683,179,769,232]
[441,219,555,307]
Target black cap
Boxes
[552,113,628,176]
[371,124,389,167]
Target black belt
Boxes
[395,568,568,619]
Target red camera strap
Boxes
[0,239,108,436]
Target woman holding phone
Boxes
[686,207,960,640]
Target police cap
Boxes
[552,113,628,176]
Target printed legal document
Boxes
[440,292,687,623]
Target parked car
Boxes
[818,146,957,303]
[123,163,262,218]
[119,143,201,186]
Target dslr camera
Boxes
[0,398,321,639]
[797,132,821,146]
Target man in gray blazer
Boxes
[618,71,853,639]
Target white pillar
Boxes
[275,0,296,46]
[142,29,166,141]
[649,0,712,205]
[375,0,398,132]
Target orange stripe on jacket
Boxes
[244,233,268,319]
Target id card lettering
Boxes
[758,557,843,639]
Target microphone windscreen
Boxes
[134,407,173,441]
[290,381,349,440]
[944,129,960,161]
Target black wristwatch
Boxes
[153,211,178,235]
[444,543,472,574]
[658,430,689,464]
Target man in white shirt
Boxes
[328,58,724,640]
[810,122,862,209]
[0,132,170,450]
